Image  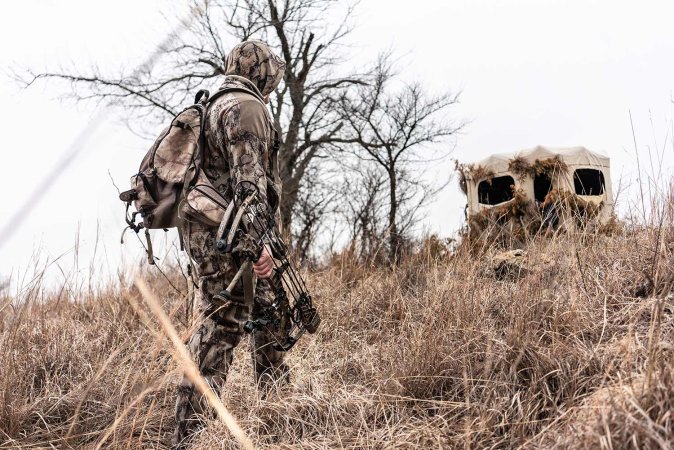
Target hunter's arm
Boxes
[223,97,270,206]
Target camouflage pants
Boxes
[173,221,288,446]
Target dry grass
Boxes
[543,188,602,220]
[2,203,674,449]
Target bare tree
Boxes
[291,165,340,263]
[340,55,463,263]
[19,0,364,234]
[341,168,388,263]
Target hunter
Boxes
[173,40,286,447]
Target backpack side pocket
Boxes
[182,172,229,227]
[131,169,181,229]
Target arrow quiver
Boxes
[213,186,321,352]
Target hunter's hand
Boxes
[253,245,274,279]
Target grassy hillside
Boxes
[1,213,673,448]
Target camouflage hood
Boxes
[223,40,286,97]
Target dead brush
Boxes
[454,160,495,194]
[530,155,569,177]
[471,165,496,183]
[508,155,568,181]
[508,156,532,181]
[465,187,541,252]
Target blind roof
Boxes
[468,146,610,176]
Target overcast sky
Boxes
[2,0,674,290]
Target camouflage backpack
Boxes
[119,86,262,263]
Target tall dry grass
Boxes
[1,188,673,449]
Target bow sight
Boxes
[212,188,321,352]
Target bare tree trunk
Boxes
[278,156,294,235]
[281,178,299,237]
[388,166,400,264]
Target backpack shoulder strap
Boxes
[207,86,265,106]
[189,85,267,192]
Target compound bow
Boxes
[211,187,321,352]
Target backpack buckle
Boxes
[119,189,138,203]
[194,89,210,105]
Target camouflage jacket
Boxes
[202,75,282,217]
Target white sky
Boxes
[2,0,674,290]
